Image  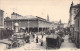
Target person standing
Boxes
[42,34,44,38]
[33,34,35,42]
[36,36,38,43]
[40,36,43,46]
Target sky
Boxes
[0,0,80,23]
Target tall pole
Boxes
[12,21,13,30]
[42,26,43,35]
[41,12,43,33]
[28,19,29,33]
[38,19,39,33]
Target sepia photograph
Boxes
[0,0,80,51]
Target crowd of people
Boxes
[30,32,44,46]
[26,30,65,48]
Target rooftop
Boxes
[5,15,51,23]
[72,4,80,8]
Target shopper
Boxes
[36,36,38,43]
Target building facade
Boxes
[5,12,52,32]
[69,2,80,48]
[74,5,80,47]
[0,10,4,28]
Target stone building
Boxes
[73,4,80,47]
[0,9,4,28]
[69,2,80,47]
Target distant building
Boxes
[57,19,64,30]
[51,20,64,30]
[5,12,51,32]
[51,21,58,29]
[0,9,4,28]
[11,12,23,19]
